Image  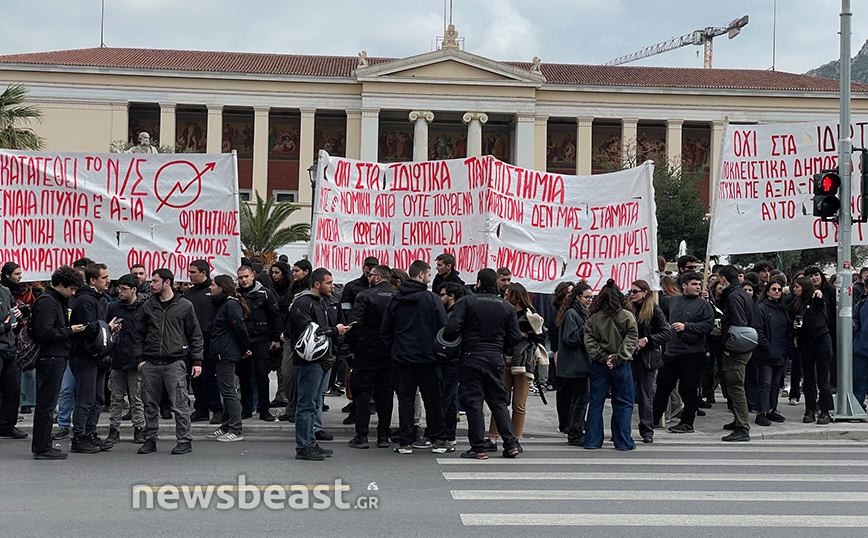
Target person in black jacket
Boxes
[444,268,523,459]
[381,260,449,455]
[105,274,147,445]
[237,265,282,422]
[286,268,349,461]
[789,276,834,425]
[439,281,465,446]
[341,257,378,318]
[805,266,837,389]
[30,266,85,460]
[205,275,250,442]
[432,253,466,294]
[718,265,758,442]
[555,281,592,446]
[134,269,204,456]
[653,272,714,436]
[627,279,672,443]
[347,265,396,449]
[69,263,121,454]
[754,279,789,426]
[185,260,223,424]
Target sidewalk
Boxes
[13,382,868,442]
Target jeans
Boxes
[396,362,446,446]
[490,361,530,439]
[800,333,834,413]
[722,350,752,433]
[31,356,67,455]
[560,376,589,443]
[585,360,635,451]
[0,346,21,431]
[756,363,784,414]
[351,363,395,439]
[854,351,868,408]
[20,368,36,407]
[459,362,517,452]
[313,366,330,433]
[57,363,75,428]
[109,368,144,429]
[631,358,655,438]
[140,360,192,442]
[653,352,705,427]
[215,360,242,434]
[295,362,328,450]
[440,363,459,441]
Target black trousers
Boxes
[395,362,445,446]
[801,333,834,413]
[69,355,105,439]
[31,356,67,455]
[560,376,589,442]
[351,362,395,439]
[238,337,271,414]
[632,359,655,437]
[745,357,758,411]
[653,352,706,427]
[192,342,223,414]
[459,361,517,452]
[0,346,21,431]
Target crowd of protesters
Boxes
[0,251,862,461]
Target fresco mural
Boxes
[175,116,207,153]
[314,123,346,158]
[482,132,509,162]
[128,111,160,145]
[546,130,577,171]
[378,125,414,162]
[636,125,666,164]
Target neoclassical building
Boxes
[2,39,866,226]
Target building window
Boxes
[238,189,253,202]
[273,190,298,203]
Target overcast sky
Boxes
[1,0,865,75]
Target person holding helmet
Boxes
[284,268,350,461]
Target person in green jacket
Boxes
[583,279,639,451]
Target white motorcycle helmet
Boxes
[295,322,330,362]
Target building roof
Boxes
[1,47,864,92]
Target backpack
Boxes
[15,322,40,371]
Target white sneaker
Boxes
[206,428,226,439]
[216,432,243,442]
[788,398,798,406]
[448,439,458,447]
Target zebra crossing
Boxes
[439,439,868,533]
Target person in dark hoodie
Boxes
[444,268,523,459]
[789,276,834,425]
[270,261,293,319]
[718,264,758,442]
[381,260,449,455]
[555,281,593,446]
[185,260,223,424]
[432,253,465,294]
[341,257,378,318]
[285,268,349,461]
[347,264,396,449]
[105,274,147,445]
[69,263,121,454]
[204,275,250,442]
[753,278,789,426]
[805,266,837,388]
[30,266,85,460]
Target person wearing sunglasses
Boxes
[674,255,700,289]
[753,277,789,426]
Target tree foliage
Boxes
[653,161,710,261]
[239,192,310,255]
[0,84,44,150]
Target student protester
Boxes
[444,268,523,459]
[0,268,24,440]
[432,253,465,294]
[2,262,38,416]
[788,277,833,425]
[555,281,593,446]
[30,266,86,460]
[277,259,313,419]
[627,279,671,443]
[105,274,147,444]
[583,279,639,451]
[495,267,512,298]
[438,281,465,446]
[674,255,699,288]
[135,269,204,455]
[130,264,152,299]
[205,275,250,442]
[185,260,223,424]
[805,266,837,386]
[381,260,450,455]
[341,257,379,317]
[548,281,575,434]
[753,279,789,426]
[853,291,868,409]
[752,261,774,287]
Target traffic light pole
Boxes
[834,0,867,420]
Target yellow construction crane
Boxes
[605,15,749,69]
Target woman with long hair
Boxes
[489,283,546,444]
[788,277,833,424]
[626,279,671,443]
[287,259,313,306]
[660,275,680,297]
[206,275,250,442]
[583,280,639,450]
[269,261,293,320]
[549,281,575,433]
[556,281,593,446]
[753,279,789,426]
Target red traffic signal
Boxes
[814,171,840,195]
[813,169,841,220]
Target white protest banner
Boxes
[309,151,658,293]
[0,150,242,280]
[707,119,868,256]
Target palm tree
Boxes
[0,84,44,150]
[239,192,311,256]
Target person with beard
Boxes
[438,281,465,447]
[185,260,223,424]
[432,253,465,294]
[278,259,313,422]
[130,264,152,300]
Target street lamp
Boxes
[307,161,317,226]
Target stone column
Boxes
[513,114,535,168]
[621,118,639,167]
[409,110,434,162]
[534,116,548,171]
[463,112,488,158]
[360,109,380,161]
[666,119,684,168]
[206,105,223,154]
[252,107,270,199]
[576,117,593,176]
[345,110,361,160]
[110,102,128,144]
[709,120,725,207]
[159,103,176,151]
[299,109,316,207]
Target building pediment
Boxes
[354,48,545,87]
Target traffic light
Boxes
[813,168,841,221]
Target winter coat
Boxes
[633,304,671,369]
[789,294,829,341]
[285,290,339,370]
[0,285,15,349]
[184,279,214,338]
[720,283,757,337]
[853,299,868,357]
[660,294,715,357]
[432,270,466,295]
[507,308,546,379]
[31,287,74,358]
[69,286,110,360]
[348,281,396,368]
[133,293,204,366]
[106,296,147,370]
[239,281,282,341]
[584,309,639,367]
[557,301,591,378]
[754,298,789,366]
[381,279,447,365]
[209,294,250,363]
[443,288,521,369]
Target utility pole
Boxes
[834,0,867,420]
